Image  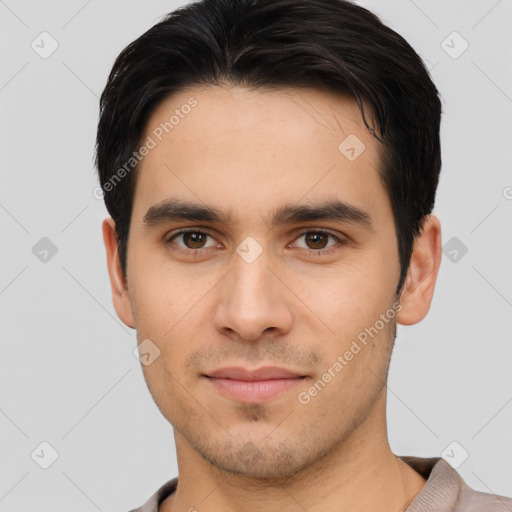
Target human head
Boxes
[96,0,443,482]
[95,0,442,299]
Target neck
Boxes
[161,391,427,512]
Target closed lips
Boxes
[204,366,306,381]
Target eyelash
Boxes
[165,228,347,258]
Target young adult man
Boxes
[95,0,512,510]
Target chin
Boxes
[197,436,314,480]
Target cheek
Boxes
[128,255,187,330]
[302,276,397,373]
[303,268,387,324]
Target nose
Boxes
[213,246,294,342]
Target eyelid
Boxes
[165,227,219,248]
[292,227,346,240]
[288,228,347,253]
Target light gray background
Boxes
[1,0,511,510]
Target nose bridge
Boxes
[213,239,293,340]
[231,247,276,302]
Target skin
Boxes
[103,85,442,511]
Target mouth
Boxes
[202,366,308,403]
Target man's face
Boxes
[124,85,402,478]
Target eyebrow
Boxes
[143,198,373,231]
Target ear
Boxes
[102,218,136,329]
[396,214,442,326]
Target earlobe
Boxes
[102,218,136,329]
[396,214,442,326]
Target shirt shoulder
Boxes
[457,481,512,512]
[127,478,178,512]
[127,458,512,512]
[401,456,512,512]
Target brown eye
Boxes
[304,232,329,249]
[181,232,207,249]
[293,230,341,252]
[168,230,217,251]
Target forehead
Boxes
[133,85,390,228]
